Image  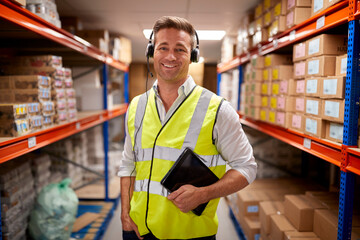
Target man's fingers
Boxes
[131,221,143,240]
[167,186,185,200]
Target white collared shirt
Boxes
[118,76,257,184]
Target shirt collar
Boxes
[152,76,196,98]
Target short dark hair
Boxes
[153,16,196,49]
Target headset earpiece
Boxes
[191,47,200,63]
[145,43,154,58]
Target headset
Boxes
[145,30,200,63]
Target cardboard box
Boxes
[270,214,296,240]
[294,61,306,79]
[289,79,305,96]
[270,96,278,109]
[262,82,272,95]
[77,29,109,42]
[311,0,326,16]
[295,96,306,112]
[265,54,292,67]
[325,121,344,143]
[304,115,326,138]
[283,231,318,240]
[237,191,271,216]
[279,79,291,95]
[251,55,265,69]
[251,82,263,94]
[306,55,336,77]
[284,195,327,231]
[13,55,62,68]
[326,0,342,8]
[263,68,272,81]
[305,97,322,117]
[273,0,287,17]
[306,34,347,58]
[0,89,51,103]
[272,81,280,95]
[262,96,270,108]
[260,108,269,122]
[277,96,294,111]
[336,54,347,76]
[272,65,293,80]
[276,111,287,127]
[0,118,30,137]
[255,16,264,31]
[269,110,277,124]
[313,209,338,240]
[287,113,305,132]
[264,0,277,11]
[286,7,311,28]
[250,107,261,120]
[320,76,346,99]
[0,75,51,89]
[269,16,287,37]
[250,95,262,107]
[264,11,273,27]
[305,77,322,97]
[321,99,345,122]
[242,216,261,240]
[252,69,263,81]
[293,42,307,62]
[255,3,264,18]
[3,66,64,80]
[0,104,28,121]
[259,201,285,235]
[287,0,312,11]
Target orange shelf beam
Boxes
[0,104,128,164]
[217,1,349,73]
[0,0,129,72]
[239,115,342,167]
[346,148,360,175]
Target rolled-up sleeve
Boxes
[214,101,257,184]
[117,109,136,177]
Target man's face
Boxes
[153,28,192,84]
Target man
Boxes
[118,16,257,240]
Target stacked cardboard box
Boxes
[220,69,240,110]
[26,0,62,28]
[286,0,311,29]
[110,35,132,64]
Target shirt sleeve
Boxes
[117,108,137,177]
[214,101,257,184]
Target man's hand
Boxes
[121,213,143,239]
[167,185,207,213]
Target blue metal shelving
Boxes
[102,64,110,202]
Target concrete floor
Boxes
[102,197,239,240]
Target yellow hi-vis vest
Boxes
[127,85,226,239]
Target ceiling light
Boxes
[143,29,225,41]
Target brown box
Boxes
[313,209,338,240]
[320,76,346,99]
[260,108,269,122]
[259,201,285,235]
[289,79,305,96]
[306,34,347,58]
[255,16,264,31]
[335,54,347,76]
[0,118,30,137]
[13,55,62,68]
[255,3,264,18]
[3,66,64,80]
[287,113,305,132]
[283,231,319,240]
[278,79,291,95]
[272,65,293,80]
[273,0,287,17]
[269,16,287,37]
[293,42,307,62]
[0,104,27,121]
[326,0,342,8]
[0,89,51,103]
[263,68,272,81]
[261,96,270,108]
[277,96,294,111]
[287,0,312,11]
[270,214,296,240]
[325,121,343,143]
[264,0,277,11]
[268,110,277,124]
[237,191,271,216]
[261,82,272,95]
[306,55,336,77]
[305,77,322,97]
[305,97,322,117]
[250,95,262,107]
[311,0,327,16]
[251,82,263,94]
[321,99,345,123]
[265,54,292,67]
[242,216,261,240]
[270,96,278,109]
[294,61,306,79]
[286,7,311,28]
[252,69,263,81]
[272,81,280,95]
[276,111,287,127]
[284,194,327,231]
[294,96,306,112]
[264,11,273,27]
[0,75,51,89]
[304,115,326,138]
[251,55,265,69]
[250,107,262,120]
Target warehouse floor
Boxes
[103,197,239,240]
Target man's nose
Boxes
[165,49,176,61]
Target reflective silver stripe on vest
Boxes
[134,179,169,197]
[182,88,213,149]
[133,91,149,152]
[135,146,226,167]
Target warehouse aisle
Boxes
[103,197,239,240]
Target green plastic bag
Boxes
[29,178,79,240]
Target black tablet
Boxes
[160,147,219,216]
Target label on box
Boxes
[316,16,325,29]
[270,97,277,108]
[290,30,296,41]
[272,69,279,80]
[330,123,343,141]
[308,60,320,75]
[304,138,312,148]
[262,83,268,94]
[272,83,280,95]
[263,69,269,81]
[323,79,338,95]
[247,205,259,213]
[28,136,36,148]
[295,44,306,59]
[295,62,306,76]
[280,81,288,94]
[324,101,340,118]
[306,118,318,134]
[341,57,347,74]
[260,110,267,120]
[265,12,272,25]
[288,0,295,10]
[296,80,305,94]
[314,0,324,13]
[264,0,271,9]
[308,38,320,56]
[296,98,305,111]
[306,99,319,115]
[277,111,285,125]
[269,111,276,123]
[286,11,294,27]
[277,97,286,109]
[262,96,269,107]
[306,79,318,94]
[292,115,302,128]
[265,56,272,67]
[274,2,282,16]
